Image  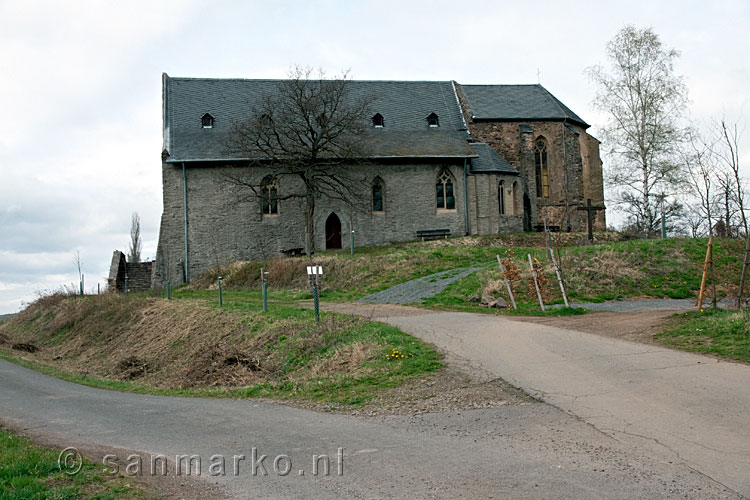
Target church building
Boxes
[153,74,605,287]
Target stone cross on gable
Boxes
[577,198,605,243]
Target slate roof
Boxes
[163,75,474,162]
[458,84,589,128]
[469,143,518,174]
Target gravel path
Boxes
[358,266,483,304]
[555,297,736,312]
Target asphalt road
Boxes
[0,323,743,499]
[374,308,750,499]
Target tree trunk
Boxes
[305,186,316,257]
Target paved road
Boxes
[369,307,750,498]
[0,355,738,499]
[553,298,736,312]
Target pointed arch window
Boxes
[372,113,384,128]
[201,113,214,128]
[427,113,439,127]
[261,176,279,215]
[436,169,456,210]
[534,138,549,198]
[498,180,505,215]
[372,177,384,212]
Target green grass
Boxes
[0,428,148,500]
[658,308,750,363]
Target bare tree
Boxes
[128,212,142,263]
[714,118,746,234]
[587,26,689,235]
[223,66,373,256]
[73,250,83,295]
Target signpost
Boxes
[261,268,269,313]
[307,265,323,323]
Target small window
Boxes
[436,169,455,210]
[372,177,384,211]
[498,180,505,215]
[427,113,439,127]
[201,113,214,129]
[372,113,384,128]
[261,177,279,215]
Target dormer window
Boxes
[372,113,384,128]
[427,113,439,128]
[201,113,214,129]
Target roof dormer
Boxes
[426,112,439,127]
[201,113,214,129]
[372,113,384,128]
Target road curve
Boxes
[366,307,750,498]
[0,349,741,499]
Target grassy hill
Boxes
[2,233,745,406]
[0,292,441,406]
[188,233,745,313]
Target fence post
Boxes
[218,276,223,306]
[312,285,320,323]
[167,280,171,300]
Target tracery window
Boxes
[534,138,549,198]
[261,177,279,215]
[372,177,384,212]
[436,169,456,210]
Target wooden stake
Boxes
[697,235,713,310]
[528,253,545,311]
[550,250,569,308]
[496,255,517,310]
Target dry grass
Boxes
[0,293,383,391]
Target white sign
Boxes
[306,266,323,275]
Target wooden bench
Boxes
[534,224,561,232]
[416,229,451,241]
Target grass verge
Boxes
[0,292,442,406]
[658,308,750,363]
[0,427,149,500]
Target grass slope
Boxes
[0,292,441,406]
[658,309,750,363]
[186,234,743,314]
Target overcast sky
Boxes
[1,0,748,314]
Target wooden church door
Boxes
[325,213,342,249]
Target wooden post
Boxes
[496,255,517,310]
[697,235,713,310]
[528,254,545,311]
[550,250,569,308]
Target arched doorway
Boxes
[325,213,342,249]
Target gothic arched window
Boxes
[498,180,505,215]
[261,176,279,215]
[372,177,384,212]
[436,169,456,210]
[535,138,549,198]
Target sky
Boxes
[0,0,748,314]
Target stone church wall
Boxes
[153,161,470,288]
